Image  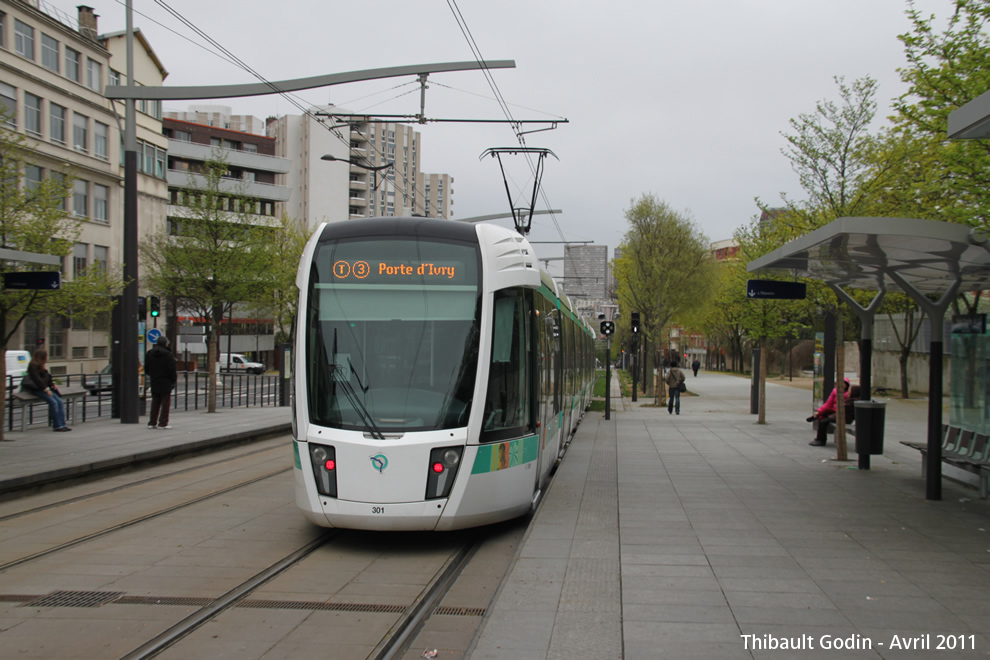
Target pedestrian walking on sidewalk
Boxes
[22,349,70,432]
[691,358,700,377]
[145,336,177,429]
[665,359,686,415]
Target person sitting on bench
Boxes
[808,379,855,447]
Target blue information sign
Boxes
[147,328,162,344]
[746,279,806,300]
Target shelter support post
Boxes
[828,285,885,470]
[888,272,961,501]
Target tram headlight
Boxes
[426,446,463,500]
[309,444,337,497]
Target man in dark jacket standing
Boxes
[145,336,177,429]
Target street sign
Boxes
[746,279,806,300]
[3,271,61,290]
[147,328,162,344]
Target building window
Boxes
[73,181,87,218]
[24,92,41,136]
[22,316,41,352]
[243,142,258,153]
[49,103,65,144]
[25,164,42,193]
[65,47,80,83]
[14,19,33,59]
[86,59,101,92]
[1,82,16,127]
[93,311,110,333]
[93,345,108,357]
[73,113,87,152]
[93,184,108,223]
[41,34,58,72]
[156,147,165,177]
[73,243,87,277]
[108,69,120,86]
[94,121,108,159]
[50,171,67,210]
[49,316,68,359]
[93,245,108,274]
[0,12,5,49]
[72,346,88,359]
[173,130,191,142]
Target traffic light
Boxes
[149,296,160,318]
[600,320,615,336]
[137,296,146,320]
[630,311,641,334]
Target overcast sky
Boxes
[47,0,953,272]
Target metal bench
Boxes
[10,386,88,432]
[901,425,990,498]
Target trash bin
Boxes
[854,400,886,455]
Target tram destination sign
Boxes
[3,271,61,290]
[746,279,806,300]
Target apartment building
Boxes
[164,104,264,135]
[161,116,292,368]
[0,1,168,375]
[268,106,453,231]
[561,244,610,318]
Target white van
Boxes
[6,350,31,379]
[218,353,265,374]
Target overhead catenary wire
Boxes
[445,0,566,242]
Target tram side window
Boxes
[482,289,531,440]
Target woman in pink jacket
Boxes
[808,378,850,446]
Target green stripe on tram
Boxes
[471,435,540,474]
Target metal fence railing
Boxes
[6,371,285,432]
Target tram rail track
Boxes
[0,440,287,523]
[0,465,291,573]
[1,530,487,660]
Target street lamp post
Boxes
[322,155,394,216]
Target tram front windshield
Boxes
[307,236,481,434]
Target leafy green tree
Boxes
[140,154,271,412]
[780,75,883,223]
[698,263,748,372]
[893,0,990,229]
[0,120,121,439]
[249,213,311,344]
[733,216,810,423]
[613,194,715,400]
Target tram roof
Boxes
[746,217,990,294]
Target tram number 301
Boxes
[371,506,385,514]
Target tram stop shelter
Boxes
[747,216,990,500]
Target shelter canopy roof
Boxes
[746,217,990,295]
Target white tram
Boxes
[292,217,596,531]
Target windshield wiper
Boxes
[329,363,385,440]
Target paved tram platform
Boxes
[470,373,990,660]
[1,374,988,658]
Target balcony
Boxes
[167,204,280,228]
[167,170,292,202]
[167,140,291,175]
